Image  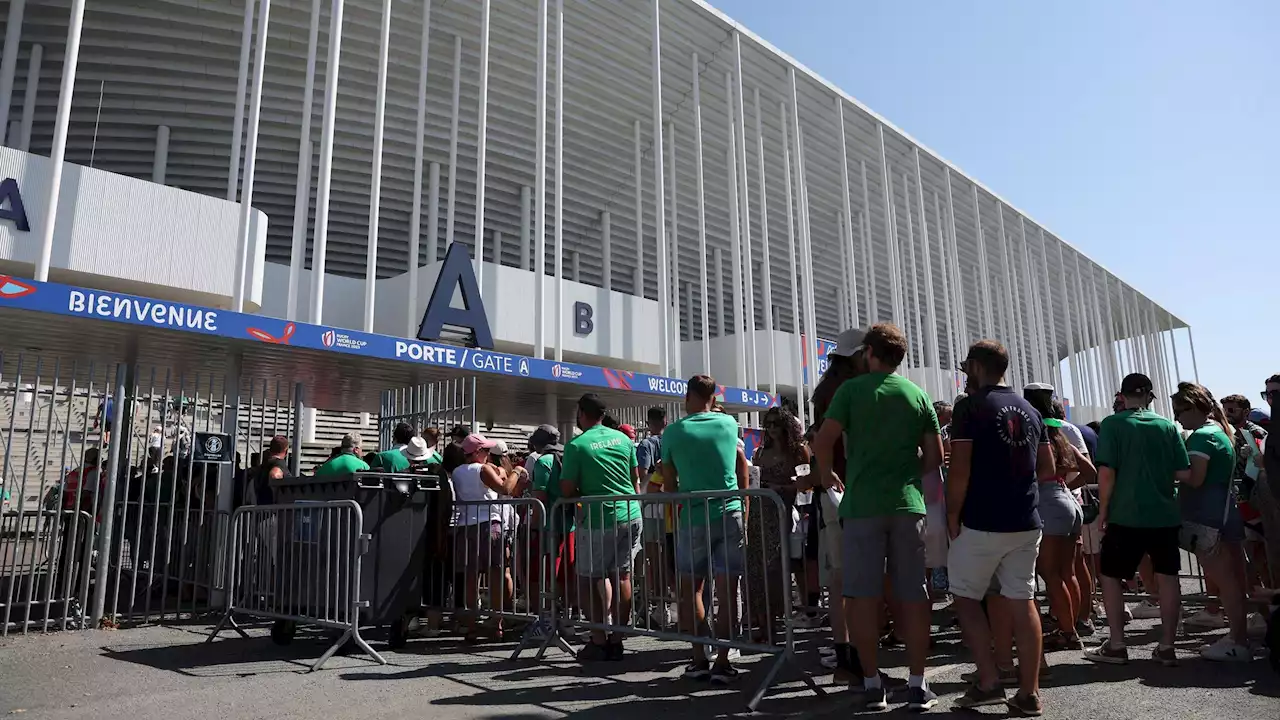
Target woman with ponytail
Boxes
[1171,382,1252,662]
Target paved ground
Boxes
[0,617,1276,719]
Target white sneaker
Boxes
[1199,636,1252,662]
[1129,600,1161,620]
[1184,610,1227,629]
[820,653,839,670]
[1245,612,1268,638]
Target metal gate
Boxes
[0,350,299,634]
[378,378,476,448]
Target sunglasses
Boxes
[1261,390,1280,403]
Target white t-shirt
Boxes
[1058,422,1088,500]
[451,462,505,527]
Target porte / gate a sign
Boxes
[0,178,29,232]
[417,241,495,349]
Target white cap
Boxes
[1023,382,1055,392]
[828,328,866,358]
[491,439,511,456]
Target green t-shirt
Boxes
[1095,409,1189,528]
[661,411,743,525]
[532,451,575,532]
[315,452,371,477]
[1180,422,1237,528]
[373,448,410,473]
[824,372,938,519]
[561,425,639,529]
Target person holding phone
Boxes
[746,406,809,644]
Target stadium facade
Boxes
[0,0,1195,424]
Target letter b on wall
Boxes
[573,301,593,336]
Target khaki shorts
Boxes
[818,494,842,586]
[948,527,1042,601]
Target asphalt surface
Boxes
[0,615,1276,719]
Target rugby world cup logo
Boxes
[321,330,336,348]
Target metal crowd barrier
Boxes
[535,489,822,711]
[207,501,384,670]
[1,509,94,632]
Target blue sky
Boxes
[721,0,1278,405]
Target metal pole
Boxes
[309,0,345,324]
[633,119,643,299]
[693,53,710,372]
[362,0,391,331]
[732,32,756,393]
[780,101,804,428]
[231,0,272,312]
[554,0,564,360]
[90,364,127,624]
[754,88,776,393]
[151,125,170,184]
[652,1,670,376]
[0,0,26,145]
[668,120,681,377]
[17,43,40,152]
[474,0,492,286]
[286,0,321,322]
[445,35,462,250]
[788,69,818,416]
[534,0,547,358]
[227,0,255,201]
[406,0,433,335]
[876,124,902,322]
[836,100,859,328]
[32,0,85,282]
[725,108,747,388]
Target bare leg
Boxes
[954,596,999,689]
[612,572,634,643]
[1156,572,1181,648]
[1200,547,1247,645]
[846,596,882,680]
[681,575,708,666]
[1204,575,1222,615]
[713,574,737,668]
[901,599,932,677]
[989,594,1015,670]
[1008,597,1043,697]
[1037,536,1072,633]
[1101,576,1127,644]
[1075,550,1095,623]
[1138,556,1159,604]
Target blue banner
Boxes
[0,276,780,410]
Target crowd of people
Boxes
[244,321,1280,714]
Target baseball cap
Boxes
[490,439,510,456]
[619,424,637,441]
[828,328,866,358]
[1249,407,1270,425]
[461,433,497,456]
[1023,382,1054,393]
[1120,373,1154,398]
[528,424,560,451]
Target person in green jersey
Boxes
[660,375,749,683]
[1086,374,1190,667]
[315,432,371,476]
[371,422,414,472]
[813,323,943,712]
[1171,382,1251,662]
[560,394,641,661]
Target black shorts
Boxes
[1099,524,1180,580]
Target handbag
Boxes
[1079,484,1100,525]
[1178,480,1234,555]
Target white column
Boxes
[533,0,547,358]
[859,160,877,322]
[426,162,441,264]
[474,0,492,287]
[308,0,346,324]
[1018,217,1042,381]
[693,53,710,372]
[901,173,924,376]
[933,192,954,380]
[876,125,903,323]
[667,120,681,378]
[731,33,754,391]
[1056,241,1080,404]
[1169,310,1182,383]
[553,0,564,359]
[287,0,322,322]
[571,250,580,282]
[994,203,1019,386]
[227,0,256,201]
[362,0,391,331]
[651,1,670,375]
[1187,327,1200,384]
[633,119,643,299]
[944,170,968,344]
[17,43,39,152]
[1038,229,1062,391]
[600,210,612,292]
[231,0,272,312]
[33,1,83,281]
[788,68,818,416]
[520,185,532,270]
[836,99,859,328]
[445,35,462,250]
[726,120,747,387]
[713,247,725,338]
[780,100,805,428]
[152,125,170,184]
[0,0,26,145]
[753,88,776,393]
[913,148,940,392]
[405,0,432,335]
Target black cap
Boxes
[1120,373,1154,398]
[528,424,560,451]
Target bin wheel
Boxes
[387,615,411,650]
[270,620,296,645]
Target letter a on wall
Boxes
[417,241,494,349]
[0,178,30,232]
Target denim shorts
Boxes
[675,511,745,577]
[575,520,642,578]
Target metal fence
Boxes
[0,350,300,635]
[378,378,476,449]
[209,500,383,670]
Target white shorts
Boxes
[947,527,1042,601]
[924,502,948,568]
[1081,518,1103,555]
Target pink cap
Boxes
[461,433,497,456]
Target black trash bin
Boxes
[269,471,440,648]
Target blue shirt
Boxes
[949,386,1046,533]
[1075,422,1099,459]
